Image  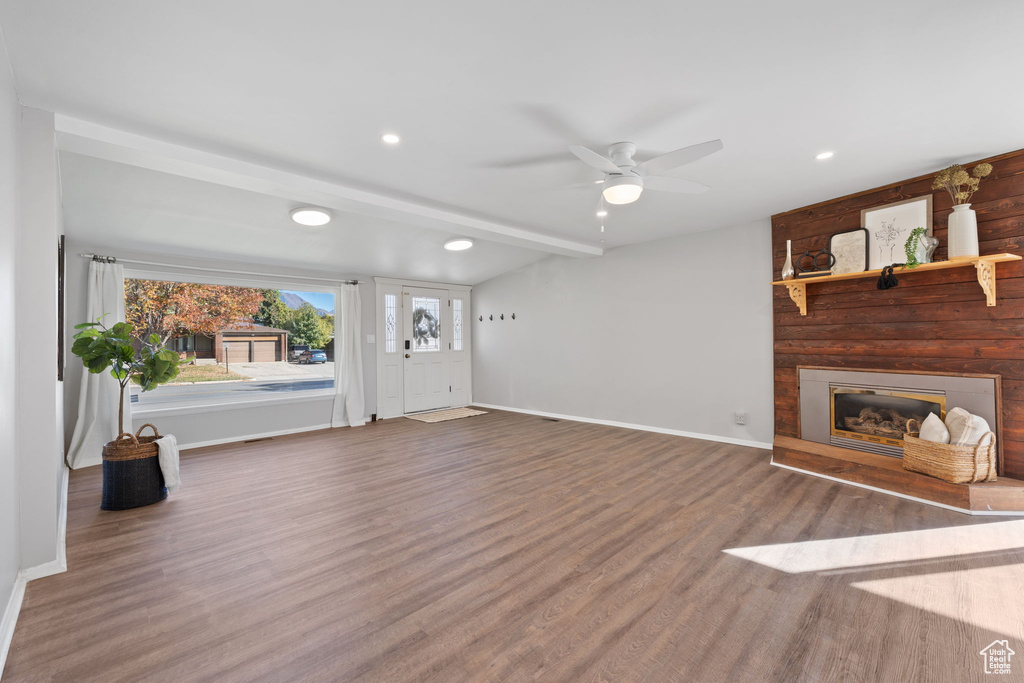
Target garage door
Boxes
[224,341,250,364]
[252,340,277,362]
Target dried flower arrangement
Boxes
[932,163,993,205]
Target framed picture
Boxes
[861,196,933,270]
[829,228,869,275]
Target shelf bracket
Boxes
[785,281,807,316]
[976,258,997,306]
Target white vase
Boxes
[781,240,795,280]
[947,203,979,260]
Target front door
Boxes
[403,287,451,413]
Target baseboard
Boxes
[471,403,773,451]
[177,423,334,451]
[0,573,26,680]
[20,559,66,583]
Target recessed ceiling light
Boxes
[444,238,474,251]
[381,133,401,145]
[290,207,332,226]
[815,151,835,160]
[596,210,608,217]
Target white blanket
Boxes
[155,434,181,493]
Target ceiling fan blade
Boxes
[642,175,711,194]
[636,139,723,176]
[568,145,622,175]
[563,180,605,190]
[481,152,576,169]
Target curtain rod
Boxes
[79,253,361,285]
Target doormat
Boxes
[405,407,488,423]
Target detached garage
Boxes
[213,324,288,363]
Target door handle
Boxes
[405,353,411,358]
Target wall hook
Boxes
[500,314,504,320]
[478,315,483,321]
[511,313,516,320]
[489,314,493,321]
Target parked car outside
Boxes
[290,344,310,359]
[297,349,327,364]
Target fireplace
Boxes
[830,386,945,455]
[800,368,998,458]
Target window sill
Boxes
[131,390,336,418]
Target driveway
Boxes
[229,360,334,381]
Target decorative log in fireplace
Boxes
[843,407,921,439]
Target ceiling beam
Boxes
[54,115,603,258]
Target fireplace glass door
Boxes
[831,386,946,451]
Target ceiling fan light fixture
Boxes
[444,238,474,251]
[290,207,332,226]
[601,175,643,205]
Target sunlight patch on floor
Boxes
[853,564,1024,639]
[723,520,1024,574]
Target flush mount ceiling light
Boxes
[444,238,474,251]
[290,207,332,226]
[601,174,644,205]
[381,133,401,145]
[815,151,835,160]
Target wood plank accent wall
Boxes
[772,148,1024,480]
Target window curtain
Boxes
[332,283,365,427]
[66,260,127,469]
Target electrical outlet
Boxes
[734,411,747,426]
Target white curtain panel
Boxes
[66,260,127,469]
[332,283,366,427]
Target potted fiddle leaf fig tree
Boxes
[71,316,182,509]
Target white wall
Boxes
[63,246,377,451]
[0,26,23,642]
[15,107,64,569]
[472,220,775,448]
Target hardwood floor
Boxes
[5,410,1023,681]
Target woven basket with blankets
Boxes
[903,408,997,484]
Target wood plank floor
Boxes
[5,409,1024,682]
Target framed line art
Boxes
[861,195,933,270]
[828,227,869,275]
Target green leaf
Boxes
[148,333,161,345]
[73,322,100,329]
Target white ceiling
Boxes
[3,0,1024,274]
[59,152,548,284]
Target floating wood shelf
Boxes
[771,253,1022,316]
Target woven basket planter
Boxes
[902,419,997,484]
[101,423,167,510]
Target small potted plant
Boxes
[72,317,182,509]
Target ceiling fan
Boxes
[568,139,723,205]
